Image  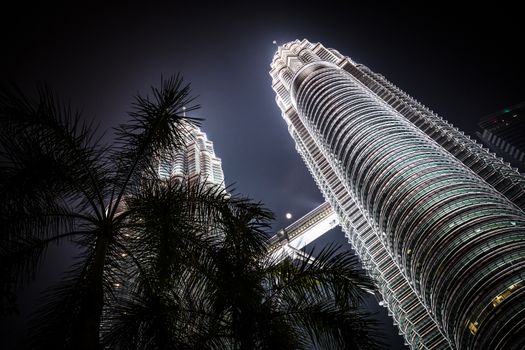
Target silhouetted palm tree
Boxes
[0,76,199,349]
[207,205,383,349]
[102,177,383,349]
[100,177,235,349]
[1,78,383,350]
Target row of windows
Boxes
[351,64,525,212]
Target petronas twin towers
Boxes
[270,40,525,349]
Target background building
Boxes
[158,121,225,188]
[270,39,525,349]
[477,102,525,173]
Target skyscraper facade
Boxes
[270,39,525,349]
[158,121,225,188]
[476,102,525,173]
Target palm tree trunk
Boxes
[235,308,256,350]
[71,235,109,350]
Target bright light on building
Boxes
[158,121,225,189]
[270,39,525,350]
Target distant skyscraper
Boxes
[158,121,225,188]
[270,39,525,349]
[477,102,525,173]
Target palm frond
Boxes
[102,280,232,350]
[218,196,274,263]
[0,83,110,219]
[23,247,97,349]
[0,83,112,318]
[121,178,226,286]
[109,75,199,217]
[286,299,385,349]
[263,244,375,309]
[0,200,95,315]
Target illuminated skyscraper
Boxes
[270,39,525,349]
[477,102,525,173]
[158,121,225,188]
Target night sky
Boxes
[2,2,524,349]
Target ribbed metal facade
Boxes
[158,122,225,188]
[270,39,525,349]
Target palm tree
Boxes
[207,201,384,349]
[1,78,383,350]
[0,76,200,349]
[102,175,384,349]
[100,177,234,349]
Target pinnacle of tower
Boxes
[157,121,225,189]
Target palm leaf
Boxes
[109,75,199,217]
[23,246,97,349]
[0,84,108,315]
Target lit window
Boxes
[468,321,478,335]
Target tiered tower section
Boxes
[270,39,525,349]
[158,122,225,188]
